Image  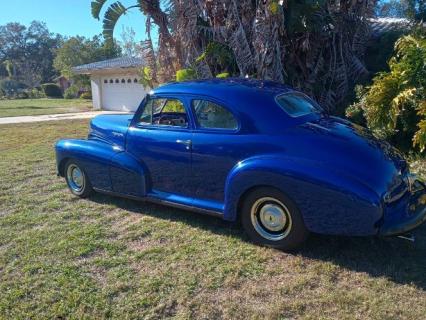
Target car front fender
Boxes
[56,139,122,191]
[55,139,146,196]
[223,154,383,236]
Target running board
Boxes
[145,196,223,218]
[92,187,223,218]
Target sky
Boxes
[0,0,150,42]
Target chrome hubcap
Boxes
[259,204,287,231]
[251,197,292,241]
[67,164,85,193]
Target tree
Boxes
[0,21,62,87]
[92,0,376,112]
[377,0,426,21]
[54,35,121,78]
[2,60,14,78]
[347,27,426,153]
[53,35,121,87]
[119,26,142,57]
[92,0,181,80]
[376,0,410,18]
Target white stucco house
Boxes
[72,57,148,112]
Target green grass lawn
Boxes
[0,98,92,117]
[0,120,425,319]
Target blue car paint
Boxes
[56,139,119,191]
[55,78,426,237]
[89,113,133,145]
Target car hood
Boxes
[289,116,407,198]
[89,114,134,147]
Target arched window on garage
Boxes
[121,79,125,83]
[127,78,132,83]
[104,79,108,84]
[134,78,138,83]
[115,79,119,83]
[109,79,113,83]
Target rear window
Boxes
[276,93,321,117]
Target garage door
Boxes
[101,76,148,112]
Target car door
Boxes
[189,97,244,205]
[127,95,194,197]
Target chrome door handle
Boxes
[176,139,192,149]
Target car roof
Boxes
[153,78,295,98]
[150,78,316,134]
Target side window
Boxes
[192,99,238,130]
[138,98,188,127]
[139,99,155,124]
[161,100,186,113]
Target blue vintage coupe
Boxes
[55,79,426,250]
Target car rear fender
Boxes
[224,155,382,236]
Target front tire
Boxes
[65,160,93,198]
[241,187,309,251]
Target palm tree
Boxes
[92,0,377,111]
[91,0,182,80]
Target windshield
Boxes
[275,93,322,117]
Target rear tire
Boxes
[64,159,93,198]
[241,187,309,251]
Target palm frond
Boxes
[91,0,108,20]
[102,2,131,41]
[137,0,161,15]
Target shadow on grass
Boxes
[90,192,426,291]
[20,106,47,109]
[2,106,47,111]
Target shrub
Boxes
[346,104,366,126]
[64,85,79,99]
[41,83,63,98]
[139,66,156,89]
[17,91,29,99]
[28,88,45,99]
[0,79,26,97]
[176,68,196,82]
[80,91,92,99]
[195,42,239,76]
[345,86,367,126]
[216,72,230,79]
[347,28,426,153]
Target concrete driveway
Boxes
[0,111,132,125]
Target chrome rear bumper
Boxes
[379,178,426,236]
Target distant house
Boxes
[369,17,411,38]
[72,57,148,112]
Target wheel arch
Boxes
[236,184,285,220]
[58,157,70,177]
